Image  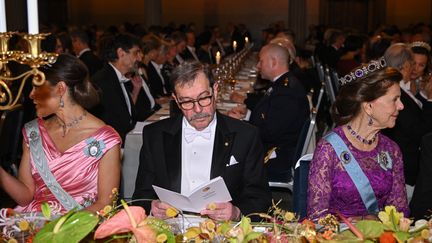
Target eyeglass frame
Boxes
[175,89,214,110]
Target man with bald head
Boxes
[237,43,310,182]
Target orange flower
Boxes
[379,231,396,243]
[322,230,334,240]
[301,219,316,230]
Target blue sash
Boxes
[25,119,82,211]
[324,132,379,214]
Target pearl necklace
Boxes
[346,124,377,145]
[56,111,87,137]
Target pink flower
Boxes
[94,206,156,243]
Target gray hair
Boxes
[170,61,214,92]
[384,43,413,71]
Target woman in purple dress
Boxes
[307,58,409,220]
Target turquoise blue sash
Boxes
[25,119,82,211]
[324,132,379,214]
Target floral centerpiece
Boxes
[1,192,432,243]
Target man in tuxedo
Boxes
[181,29,200,62]
[230,43,310,182]
[133,61,271,221]
[410,132,432,220]
[91,34,143,144]
[70,30,102,76]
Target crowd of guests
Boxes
[1,20,432,222]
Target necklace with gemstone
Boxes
[56,111,87,137]
[346,124,377,145]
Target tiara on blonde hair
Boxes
[410,41,431,52]
[338,57,387,86]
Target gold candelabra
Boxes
[0,32,58,111]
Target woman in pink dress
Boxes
[0,54,121,213]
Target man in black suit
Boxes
[229,43,310,182]
[70,30,102,76]
[91,34,143,144]
[383,43,432,186]
[410,132,432,220]
[133,61,271,221]
[181,29,200,62]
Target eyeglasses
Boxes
[177,94,213,110]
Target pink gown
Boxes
[15,118,121,213]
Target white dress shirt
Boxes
[187,45,200,61]
[400,80,423,108]
[181,115,217,195]
[150,61,167,94]
[175,54,184,64]
[109,63,132,115]
[139,75,156,109]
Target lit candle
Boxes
[0,0,6,32]
[215,51,221,65]
[233,41,237,52]
[245,37,249,44]
[27,0,39,34]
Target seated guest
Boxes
[170,31,187,65]
[410,132,432,220]
[196,30,215,65]
[140,34,169,105]
[181,29,200,62]
[383,43,432,186]
[308,60,409,219]
[70,30,103,76]
[410,41,432,103]
[91,34,143,144]
[133,61,271,221]
[0,54,121,213]
[336,34,364,76]
[230,43,310,182]
[147,40,171,98]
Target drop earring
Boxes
[368,116,373,126]
[59,97,64,108]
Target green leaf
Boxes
[144,218,175,243]
[393,231,410,243]
[390,209,398,231]
[243,232,261,243]
[239,217,251,234]
[41,202,51,220]
[34,211,99,243]
[219,221,232,235]
[355,220,385,239]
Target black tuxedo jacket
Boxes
[250,71,310,177]
[196,46,214,65]
[181,46,199,62]
[410,132,432,220]
[147,62,169,98]
[79,50,103,77]
[91,64,136,144]
[384,90,432,185]
[133,112,272,216]
[134,75,160,122]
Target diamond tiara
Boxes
[410,41,431,52]
[338,57,387,86]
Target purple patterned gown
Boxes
[307,126,409,219]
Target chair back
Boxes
[330,69,340,93]
[293,153,313,219]
[293,112,317,163]
[0,105,25,174]
[324,67,336,104]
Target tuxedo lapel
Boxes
[163,116,183,193]
[210,113,235,178]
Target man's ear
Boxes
[116,47,125,59]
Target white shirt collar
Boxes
[77,48,91,58]
[109,62,128,83]
[400,80,423,108]
[151,61,163,70]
